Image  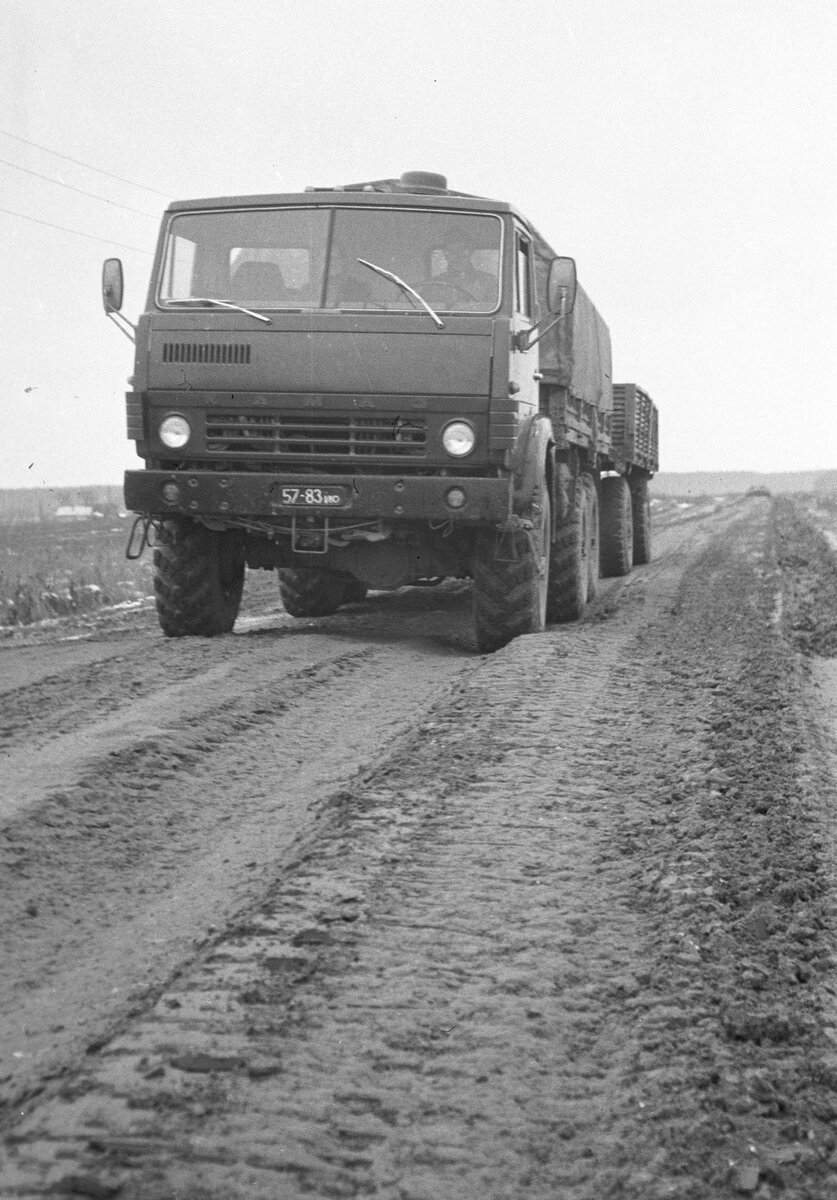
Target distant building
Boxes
[55,505,94,520]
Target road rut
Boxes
[2,497,837,1198]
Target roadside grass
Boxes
[0,517,153,627]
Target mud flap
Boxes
[488,516,534,564]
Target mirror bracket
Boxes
[514,309,568,353]
[106,309,136,344]
[514,255,577,353]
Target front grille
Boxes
[163,342,251,364]
[205,413,427,458]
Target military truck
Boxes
[102,171,658,652]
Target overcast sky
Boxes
[1,0,834,489]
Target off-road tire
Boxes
[342,578,368,605]
[584,474,600,600]
[473,467,550,654]
[277,569,348,617]
[600,475,634,578]
[154,519,245,637]
[631,476,652,565]
[547,473,590,623]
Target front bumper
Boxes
[124,469,512,525]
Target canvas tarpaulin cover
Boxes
[533,241,613,416]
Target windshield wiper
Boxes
[356,259,444,329]
[164,297,272,325]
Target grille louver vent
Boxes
[206,413,427,458]
[163,342,251,365]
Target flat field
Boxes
[0,516,153,627]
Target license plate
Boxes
[278,485,349,508]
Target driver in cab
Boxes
[432,230,496,310]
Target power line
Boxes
[0,206,153,254]
[0,128,172,199]
[0,157,161,218]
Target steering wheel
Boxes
[419,279,477,305]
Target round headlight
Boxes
[159,414,191,449]
[442,420,476,458]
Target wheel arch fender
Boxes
[512,415,554,516]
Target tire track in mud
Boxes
[0,631,471,1119]
[0,611,393,769]
[1,639,379,821]
[0,506,761,1200]
[7,500,837,1199]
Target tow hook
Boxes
[125,516,155,561]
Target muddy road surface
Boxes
[2,494,837,1199]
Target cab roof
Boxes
[167,169,518,217]
[166,189,518,216]
[164,171,556,258]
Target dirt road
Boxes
[2,495,837,1199]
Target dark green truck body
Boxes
[109,172,659,649]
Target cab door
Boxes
[508,227,540,417]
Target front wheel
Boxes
[472,464,550,653]
[154,519,245,637]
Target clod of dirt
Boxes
[291,926,333,945]
[50,1174,121,1198]
[169,1051,244,1073]
[263,954,309,973]
[729,1160,761,1194]
[247,1057,283,1079]
[721,1003,795,1044]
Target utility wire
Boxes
[0,128,171,198]
[0,205,152,254]
[0,157,161,218]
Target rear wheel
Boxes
[600,475,634,577]
[631,476,652,565]
[277,568,348,617]
[154,518,245,637]
[584,475,600,600]
[473,462,550,653]
[547,473,592,622]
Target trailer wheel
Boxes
[600,475,634,577]
[277,568,348,617]
[154,518,245,637]
[472,466,551,653]
[631,476,652,565]
[547,473,592,622]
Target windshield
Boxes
[158,207,502,314]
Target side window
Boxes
[161,234,197,299]
[515,233,532,319]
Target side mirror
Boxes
[102,258,124,312]
[547,256,577,315]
